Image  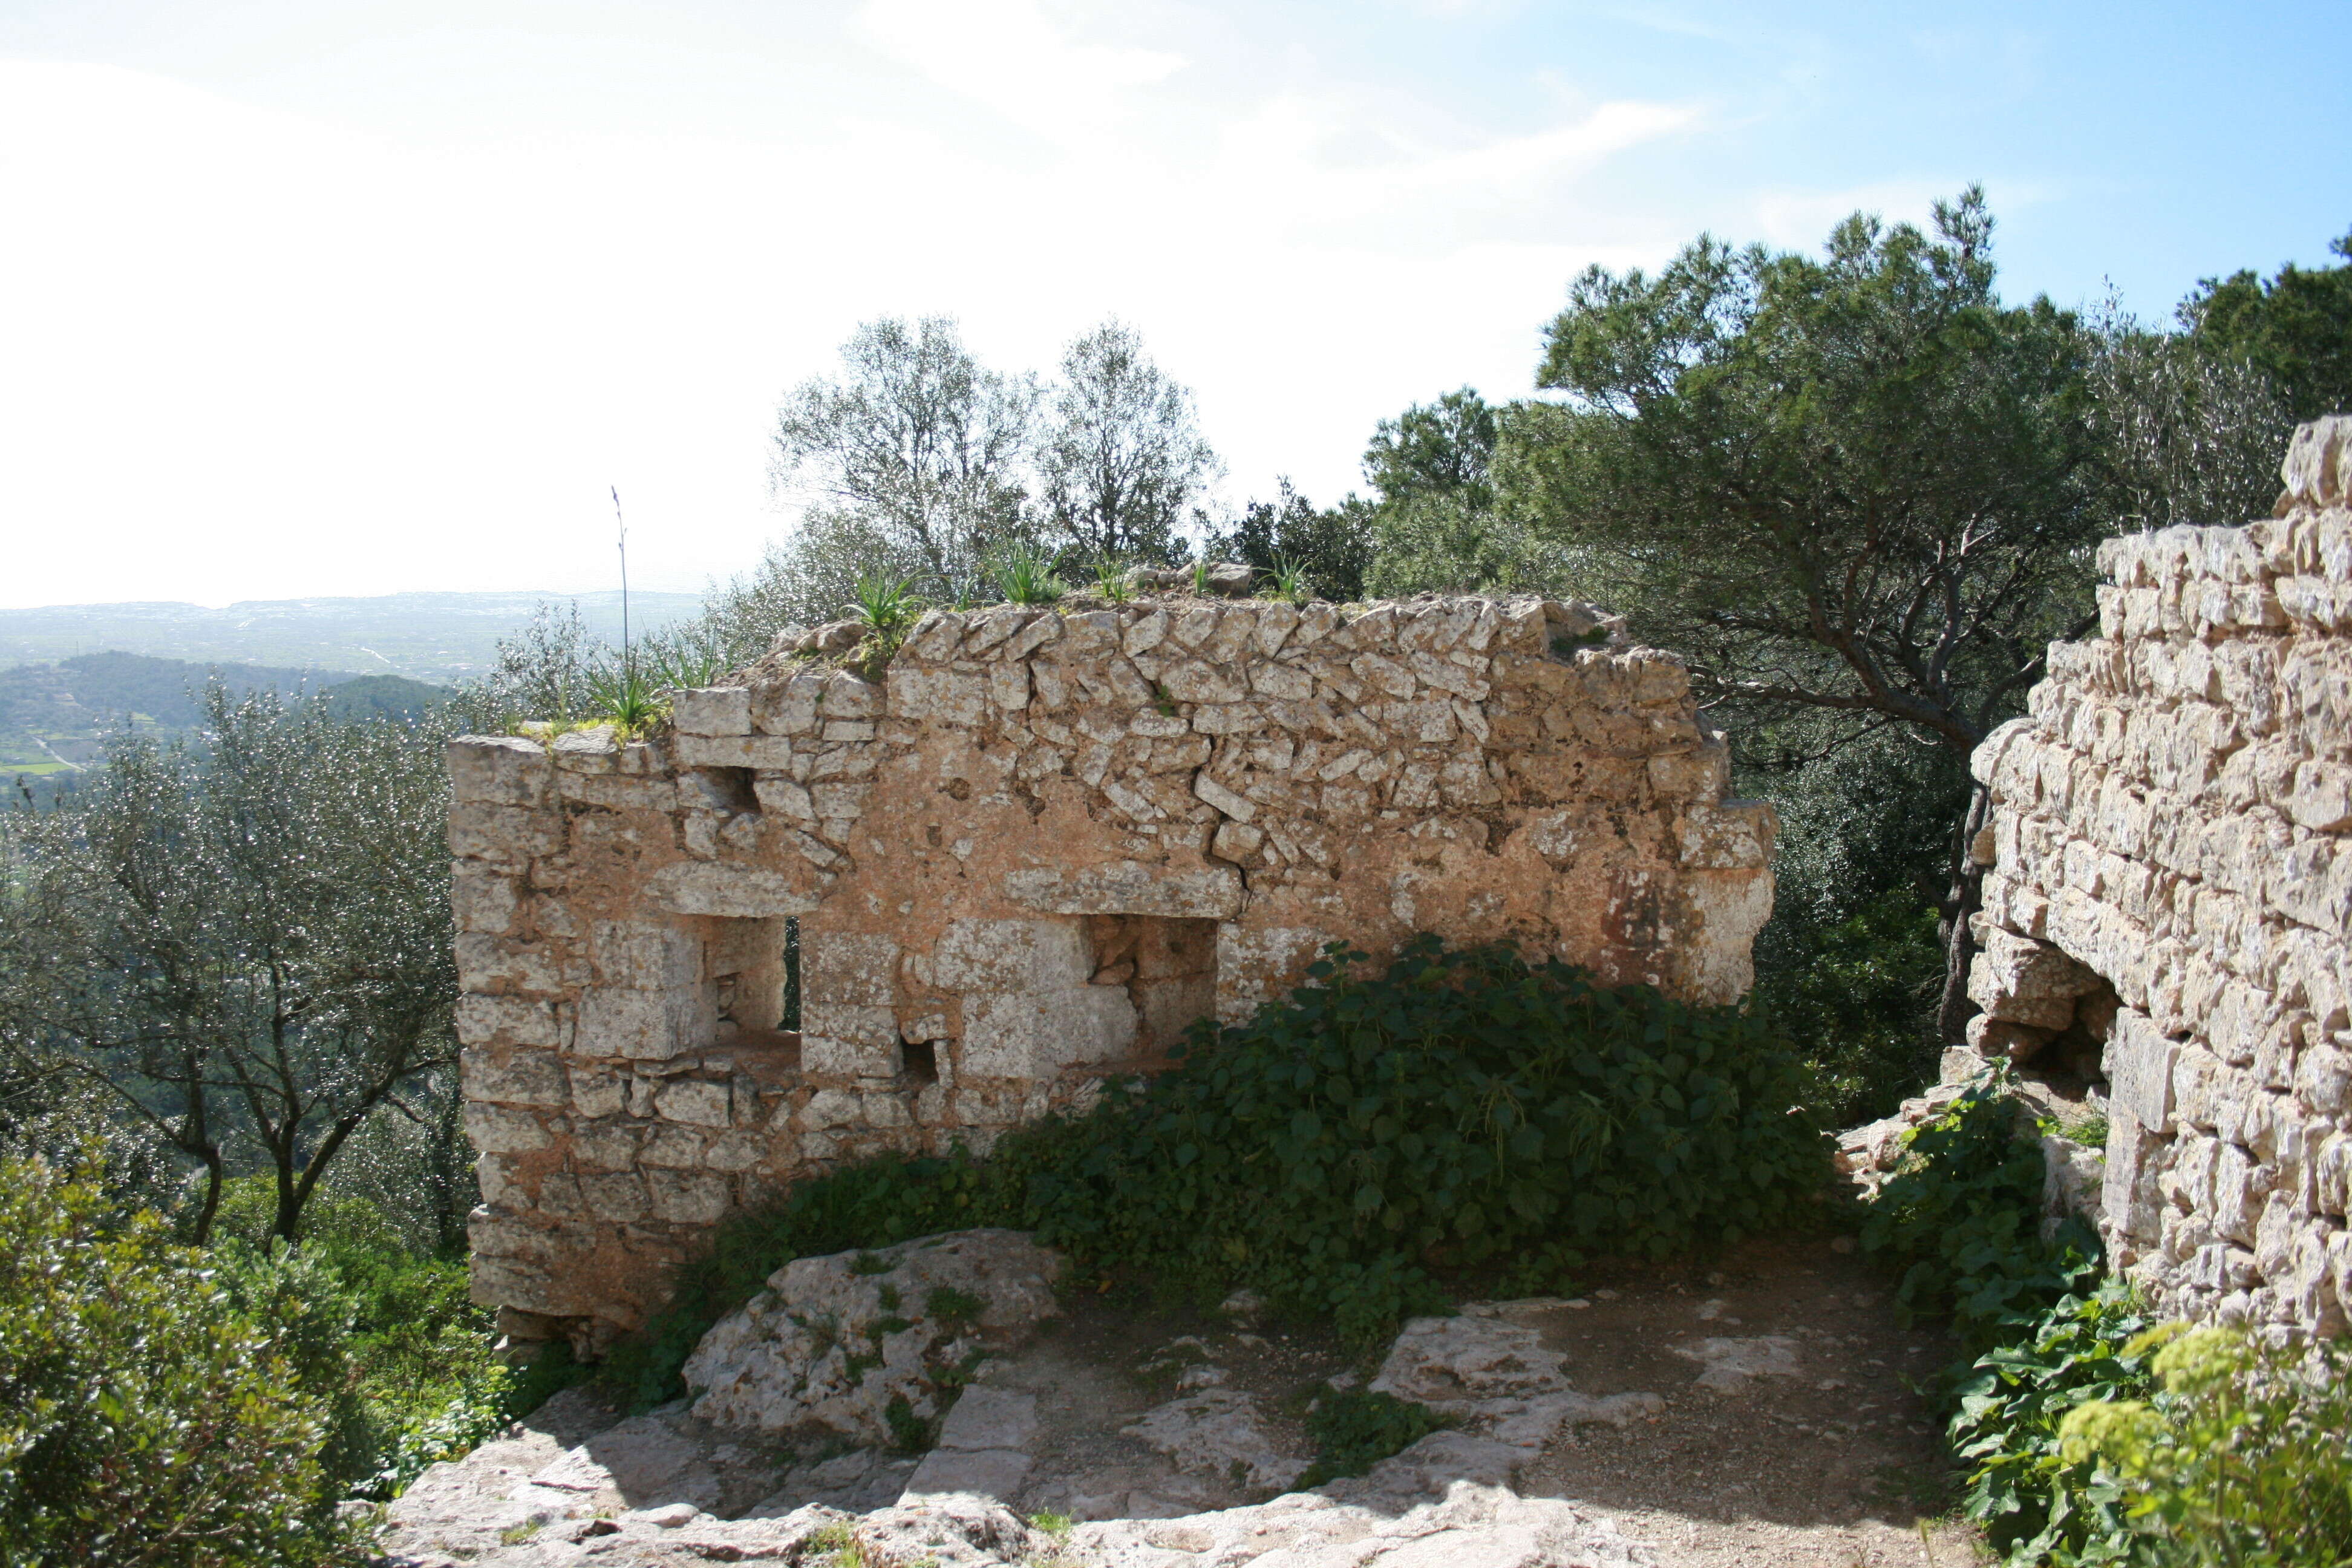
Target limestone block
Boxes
[645,861,821,918]
[2212,1142,2276,1246]
[900,609,964,662]
[1968,927,2103,1030]
[1192,772,1255,823]
[1677,800,1778,871]
[571,1120,642,1172]
[1158,658,1247,704]
[560,773,676,811]
[801,930,901,1006]
[674,733,799,769]
[579,1172,650,1223]
[753,673,825,736]
[673,688,753,736]
[1680,869,1774,1005]
[1001,861,1245,921]
[2298,1044,2352,1119]
[449,801,563,861]
[569,1067,627,1119]
[451,862,523,935]
[933,919,1091,993]
[801,1088,864,1128]
[647,1169,732,1224]
[455,933,576,995]
[456,995,561,1049]
[657,1079,731,1128]
[1647,742,1729,802]
[886,667,987,727]
[1967,1014,2055,1063]
[592,920,702,990]
[577,986,711,1061]
[464,1103,552,1154]
[802,1028,893,1077]
[448,736,555,808]
[2103,1107,2167,1242]
[2319,1132,2352,1217]
[2106,1008,2180,1134]
[640,1123,711,1168]
[800,1001,896,1048]
[460,1046,570,1108]
[962,986,1137,1079]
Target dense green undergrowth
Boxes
[1865,1076,2352,1566]
[606,936,1834,1410]
[0,1151,568,1566]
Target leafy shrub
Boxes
[1753,888,1945,1125]
[2057,1325,2352,1566]
[1298,1388,1452,1485]
[0,1152,374,1565]
[606,937,1831,1406]
[1947,1282,2158,1563]
[1032,938,1829,1342]
[1860,1071,2100,1354]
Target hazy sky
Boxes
[2,1,2345,607]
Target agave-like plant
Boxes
[1262,557,1309,606]
[1093,558,1135,604]
[583,658,668,734]
[847,571,925,638]
[648,636,726,692]
[991,543,1068,607]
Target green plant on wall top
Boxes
[582,660,668,734]
[990,543,1067,606]
[844,572,926,648]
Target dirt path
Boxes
[1513,1233,1979,1568]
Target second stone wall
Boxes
[1967,416,2352,1335]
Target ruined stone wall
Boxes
[451,593,1779,1348]
[1967,417,2352,1334]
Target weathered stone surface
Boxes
[682,1230,1064,1443]
[1121,1389,1309,1494]
[449,590,1779,1338]
[1966,417,2352,1334]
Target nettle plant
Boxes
[604,937,1833,1406]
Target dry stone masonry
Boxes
[1966,416,2352,1336]
[449,591,1779,1348]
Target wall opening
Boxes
[692,765,759,815]
[701,914,799,1061]
[1085,914,1219,1067]
[900,1036,939,1085]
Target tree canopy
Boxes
[2180,227,2352,420]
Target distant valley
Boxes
[0,588,703,685]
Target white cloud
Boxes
[0,17,1696,608]
[852,0,1186,143]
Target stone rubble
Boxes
[1964,416,2352,1335]
[378,1285,1661,1568]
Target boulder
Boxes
[682,1228,1064,1443]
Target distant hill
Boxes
[0,589,703,685]
[0,653,452,782]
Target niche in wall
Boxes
[1084,914,1219,1067]
[697,913,799,1059]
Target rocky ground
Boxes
[379,1229,1983,1568]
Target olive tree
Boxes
[1037,318,1220,564]
[770,315,1039,592]
[0,683,460,1240]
